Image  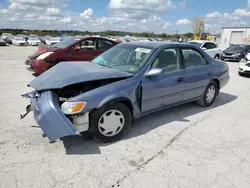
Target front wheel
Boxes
[197,81,218,107]
[90,103,131,143]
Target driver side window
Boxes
[76,39,96,50]
[152,48,181,73]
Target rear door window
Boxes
[97,39,116,50]
[181,48,209,69]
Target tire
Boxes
[214,54,220,60]
[89,102,131,143]
[197,81,218,107]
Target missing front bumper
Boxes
[22,90,90,142]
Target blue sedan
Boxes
[22,42,230,143]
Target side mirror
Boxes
[75,46,81,51]
[202,47,207,50]
[146,68,162,77]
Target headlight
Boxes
[36,52,54,60]
[61,101,87,115]
[234,53,241,57]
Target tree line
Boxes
[0,28,194,39]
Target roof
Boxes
[222,26,250,29]
[119,41,183,49]
[188,40,208,43]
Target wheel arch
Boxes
[211,78,220,95]
[97,97,134,118]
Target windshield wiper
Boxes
[98,64,113,68]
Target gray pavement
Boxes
[0,46,250,188]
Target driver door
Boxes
[68,38,98,61]
[141,48,185,113]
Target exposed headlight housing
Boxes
[36,52,54,60]
[61,101,87,115]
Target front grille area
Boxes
[224,53,234,56]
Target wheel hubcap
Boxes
[206,85,216,103]
[98,110,125,137]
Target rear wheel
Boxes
[197,81,218,107]
[90,103,131,143]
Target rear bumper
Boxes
[220,76,230,89]
[32,91,81,141]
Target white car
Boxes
[45,37,60,45]
[27,37,41,46]
[1,33,12,40]
[238,53,250,77]
[239,62,250,77]
[188,40,221,59]
[12,37,27,46]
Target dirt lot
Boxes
[0,46,250,188]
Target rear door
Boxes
[95,38,117,58]
[181,47,213,101]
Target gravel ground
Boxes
[0,46,250,188]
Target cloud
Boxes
[8,0,67,11]
[205,11,239,20]
[232,21,247,26]
[108,0,181,19]
[176,19,191,25]
[233,0,250,17]
[234,9,250,16]
[0,8,8,14]
[80,8,93,19]
[163,22,172,29]
[59,17,72,23]
[45,7,60,16]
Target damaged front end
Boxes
[21,90,90,142]
[21,62,133,142]
[21,78,128,142]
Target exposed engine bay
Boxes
[56,77,128,101]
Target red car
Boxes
[25,37,121,74]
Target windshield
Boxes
[53,38,75,48]
[91,45,153,74]
[187,42,202,47]
[227,45,246,51]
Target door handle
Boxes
[177,77,184,82]
[207,73,212,77]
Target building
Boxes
[219,27,250,50]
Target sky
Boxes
[0,0,250,34]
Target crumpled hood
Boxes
[28,62,133,91]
